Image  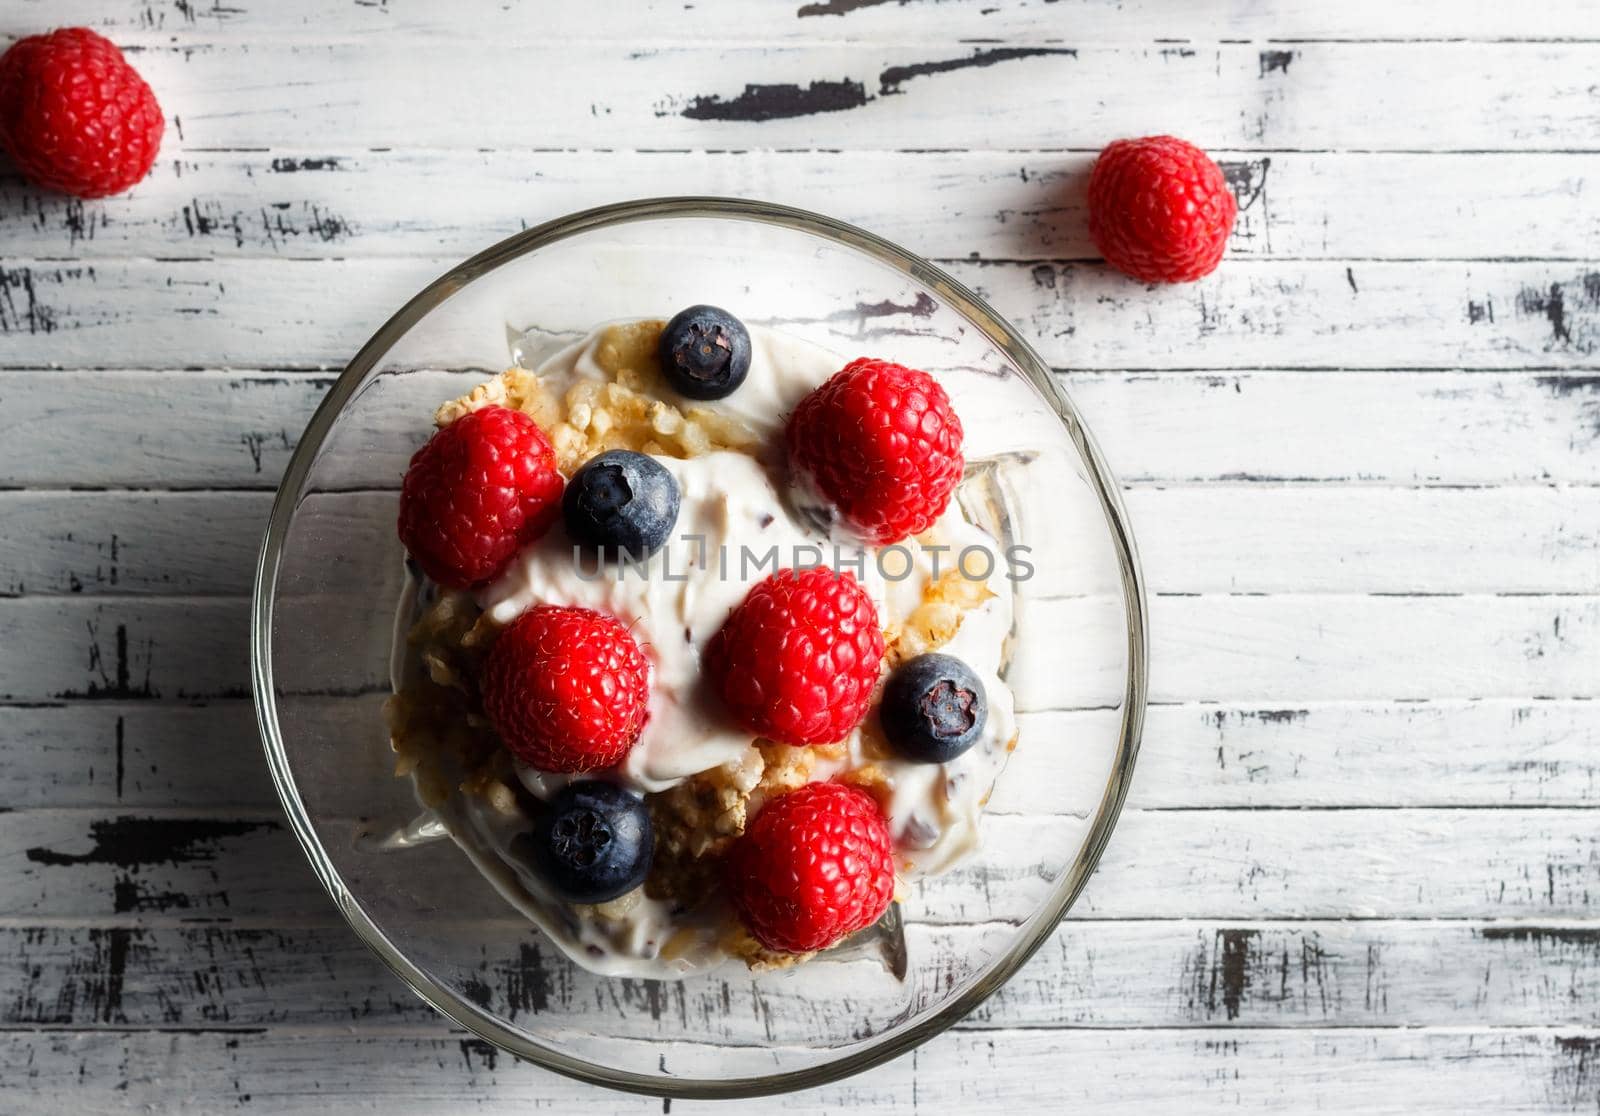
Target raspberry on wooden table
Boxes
[1087,135,1238,284]
[479,605,651,773]
[785,357,965,546]
[725,781,896,954]
[706,567,885,747]
[0,27,164,198]
[397,404,564,589]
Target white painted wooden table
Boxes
[3,1,1598,1111]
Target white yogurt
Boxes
[405,321,1020,977]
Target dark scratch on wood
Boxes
[24,815,277,868]
[1552,1036,1599,1103]
[459,1038,498,1073]
[115,715,126,799]
[268,157,342,173]
[1191,927,1263,1021]
[879,47,1077,96]
[1214,928,1258,1020]
[0,266,58,335]
[460,975,492,1008]
[57,621,157,700]
[1220,158,1270,213]
[677,80,869,122]
[851,292,937,320]
[796,0,897,16]
[503,942,551,1016]
[100,927,131,1024]
[1480,926,1600,946]
[1242,709,1310,724]
[1516,272,1600,352]
[1519,282,1571,345]
[1259,50,1296,76]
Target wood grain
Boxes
[4,258,1600,369]
[7,150,1598,261]
[5,485,1596,597]
[1,594,1594,705]
[5,370,1598,489]
[4,1027,1599,1113]
[8,806,1599,923]
[48,41,1600,151]
[32,0,1600,43]
[6,920,1600,1032]
[5,697,1595,813]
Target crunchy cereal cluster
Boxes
[435,320,760,474]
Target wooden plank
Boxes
[3,1027,1598,1113]
[36,0,1600,43]
[5,698,1597,813]
[6,920,1600,1032]
[5,485,1596,597]
[4,259,1600,370]
[2,594,1594,705]
[8,806,1600,922]
[5,370,1597,489]
[1008,699,1600,811]
[1128,485,1600,595]
[0,702,359,810]
[7,150,1598,262]
[46,41,1600,151]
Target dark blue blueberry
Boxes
[880,653,988,764]
[528,780,653,904]
[563,449,680,559]
[658,305,751,400]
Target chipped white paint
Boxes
[4,257,1600,368]
[30,0,1600,43]
[5,370,1597,488]
[2,0,1599,1110]
[5,484,1598,596]
[3,1029,1600,1114]
[6,150,1599,261]
[7,805,1600,922]
[4,921,1600,1031]
[4,696,1597,813]
[16,39,1599,151]
[1,593,1595,705]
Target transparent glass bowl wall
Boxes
[253,199,1146,1097]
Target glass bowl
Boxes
[251,198,1147,1098]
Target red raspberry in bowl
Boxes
[785,358,964,546]
[725,781,895,954]
[0,27,164,198]
[1087,135,1237,284]
[480,605,651,772]
[706,567,884,747]
[397,405,564,589]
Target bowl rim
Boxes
[251,196,1148,1099]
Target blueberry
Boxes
[658,305,751,400]
[563,450,680,559]
[528,780,653,904]
[880,653,988,763]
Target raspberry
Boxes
[0,28,164,198]
[479,605,651,772]
[786,358,964,546]
[1087,135,1237,284]
[397,405,564,589]
[705,567,884,747]
[725,782,895,954]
